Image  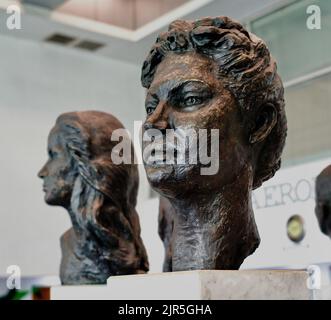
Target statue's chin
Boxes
[146,164,199,198]
[44,193,64,207]
[146,164,174,186]
[45,197,57,206]
[326,217,331,237]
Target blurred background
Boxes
[0,0,331,297]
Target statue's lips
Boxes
[144,143,179,166]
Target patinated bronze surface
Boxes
[141,16,287,271]
[158,196,175,272]
[315,165,331,238]
[38,111,148,284]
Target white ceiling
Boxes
[0,0,291,65]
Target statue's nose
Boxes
[144,101,170,131]
[38,164,48,179]
[143,120,168,131]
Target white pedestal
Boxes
[50,270,312,300]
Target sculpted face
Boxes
[142,52,250,197]
[38,125,77,207]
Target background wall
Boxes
[0,34,163,277]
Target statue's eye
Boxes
[146,106,155,115]
[184,96,202,107]
[145,94,159,116]
[48,150,58,159]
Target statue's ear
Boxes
[249,103,277,144]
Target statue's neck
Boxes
[168,166,260,271]
[66,207,85,239]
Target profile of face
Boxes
[37,111,149,283]
[38,125,77,207]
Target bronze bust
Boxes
[141,17,287,271]
[38,111,149,284]
[315,165,331,239]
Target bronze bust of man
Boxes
[38,111,149,284]
[315,165,331,239]
[141,16,287,271]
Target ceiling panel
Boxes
[4,0,288,64]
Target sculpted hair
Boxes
[56,111,148,273]
[141,16,287,188]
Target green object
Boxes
[0,289,29,300]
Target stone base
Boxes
[50,270,312,300]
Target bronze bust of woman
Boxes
[141,16,287,271]
[38,111,148,284]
